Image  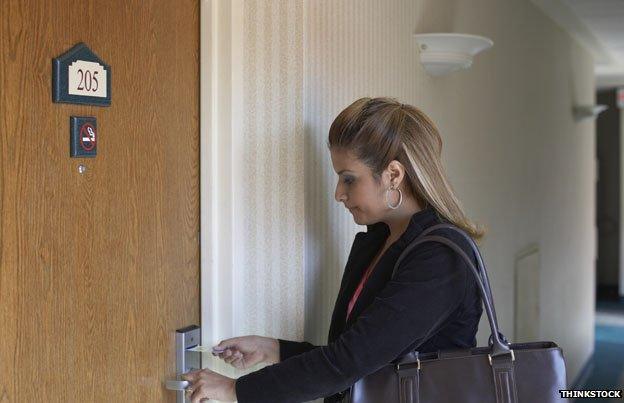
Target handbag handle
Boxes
[391,224,511,357]
[415,224,506,346]
[420,223,509,347]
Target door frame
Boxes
[200,0,244,347]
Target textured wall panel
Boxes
[236,0,305,343]
[303,0,424,346]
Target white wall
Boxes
[200,0,306,381]
[202,0,596,394]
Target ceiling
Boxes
[532,0,624,89]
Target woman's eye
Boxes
[343,177,354,185]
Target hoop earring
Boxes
[385,187,403,210]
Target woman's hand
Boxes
[181,368,236,403]
[213,335,280,368]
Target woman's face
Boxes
[330,147,391,225]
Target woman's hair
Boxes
[327,97,485,241]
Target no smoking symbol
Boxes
[70,116,97,158]
[79,123,96,151]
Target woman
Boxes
[182,97,485,403]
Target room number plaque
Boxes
[52,43,111,106]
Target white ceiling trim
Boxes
[531,0,614,64]
[531,0,624,88]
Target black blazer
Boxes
[235,207,483,403]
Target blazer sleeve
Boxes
[234,242,470,403]
[277,339,318,361]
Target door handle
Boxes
[165,380,190,391]
[165,325,202,403]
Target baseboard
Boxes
[570,353,594,389]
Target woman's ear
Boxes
[386,160,405,188]
[380,167,393,188]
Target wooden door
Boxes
[0,1,200,401]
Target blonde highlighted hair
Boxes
[327,97,485,241]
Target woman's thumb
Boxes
[215,337,237,349]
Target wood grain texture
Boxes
[0,1,199,401]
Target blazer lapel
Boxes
[327,208,436,340]
[327,226,386,342]
[344,218,426,328]
[344,249,396,328]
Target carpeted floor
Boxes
[573,300,624,402]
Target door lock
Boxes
[165,325,202,403]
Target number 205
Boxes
[76,69,99,92]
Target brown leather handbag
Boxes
[345,223,568,403]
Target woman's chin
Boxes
[350,210,366,225]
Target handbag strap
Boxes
[404,223,508,347]
[413,224,499,329]
[391,224,511,357]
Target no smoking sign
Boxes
[70,116,97,157]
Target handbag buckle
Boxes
[488,349,515,366]
[395,358,421,371]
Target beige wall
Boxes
[200,0,306,381]
[203,0,596,394]
[236,0,305,342]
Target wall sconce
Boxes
[573,105,608,121]
[413,33,493,76]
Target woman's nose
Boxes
[335,184,346,203]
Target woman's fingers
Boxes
[224,351,242,364]
[222,349,234,359]
[214,348,235,362]
[213,347,246,368]
[181,369,202,382]
[215,348,233,359]
[216,349,243,365]
[226,351,243,365]
[212,346,248,369]
[231,356,246,369]
[215,338,239,350]
[188,380,207,403]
